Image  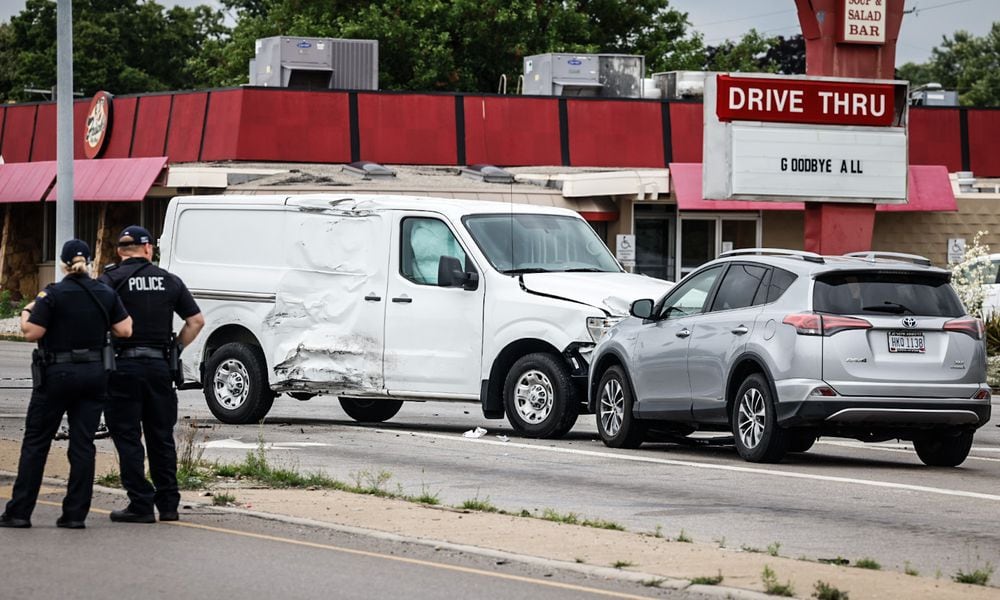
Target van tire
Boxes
[503,353,578,439]
[339,398,403,423]
[204,342,275,424]
[914,429,974,467]
[731,373,787,463]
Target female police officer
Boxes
[0,240,132,529]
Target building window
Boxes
[634,204,677,281]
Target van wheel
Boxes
[339,398,403,423]
[731,373,787,463]
[914,430,974,467]
[204,342,275,424]
[504,353,578,439]
[595,365,646,448]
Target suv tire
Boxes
[204,342,275,424]
[596,365,647,448]
[914,430,974,467]
[732,373,788,463]
[504,353,578,439]
[339,397,403,423]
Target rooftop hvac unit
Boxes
[522,53,645,98]
[249,36,378,90]
[653,71,708,100]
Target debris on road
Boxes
[462,427,487,439]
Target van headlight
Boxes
[587,316,624,342]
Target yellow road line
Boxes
[14,496,656,600]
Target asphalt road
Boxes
[0,481,687,600]
[1,340,998,581]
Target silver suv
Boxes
[589,249,992,466]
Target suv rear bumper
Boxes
[774,381,992,428]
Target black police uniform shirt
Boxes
[98,257,200,348]
[28,275,129,353]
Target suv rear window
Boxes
[813,271,964,317]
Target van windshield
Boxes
[463,214,622,274]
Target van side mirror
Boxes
[438,255,479,291]
[630,298,655,319]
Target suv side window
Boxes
[710,264,768,312]
[764,267,797,303]
[658,265,724,319]
[401,217,468,285]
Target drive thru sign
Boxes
[703,73,908,204]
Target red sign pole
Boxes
[795,0,906,254]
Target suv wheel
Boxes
[732,373,787,463]
[914,430,974,467]
[204,342,275,424]
[596,365,646,449]
[504,353,578,439]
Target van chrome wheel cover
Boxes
[513,370,553,424]
[599,378,624,437]
[214,359,250,410]
[737,387,766,449]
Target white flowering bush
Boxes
[950,231,993,318]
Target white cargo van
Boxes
[159,194,671,438]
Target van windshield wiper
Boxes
[862,301,914,314]
[503,267,551,275]
[561,267,607,272]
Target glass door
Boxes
[634,204,676,281]
[676,214,760,280]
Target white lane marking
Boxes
[815,440,1000,463]
[201,439,331,451]
[386,429,1000,503]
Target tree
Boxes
[703,29,779,73]
[0,0,227,102]
[763,34,805,75]
[201,0,706,92]
[896,23,1000,107]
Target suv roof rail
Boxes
[843,251,932,266]
[719,248,825,264]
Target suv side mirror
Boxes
[630,298,654,319]
[438,255,479,291]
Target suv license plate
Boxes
[888,331,925,353]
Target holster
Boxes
[30,348,45,390]
[102,333,116,372]
[167,334,184,388]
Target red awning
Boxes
[669,163,958,212]
[0,160,56,203]
[45,156,167,202]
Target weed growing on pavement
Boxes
[653,525,664,538]
[95,470,121,487]
[741,544,762,553]
[812,580,849,600]
[675,529,692,543]
[817,556,849,566]
[212,492,236,506]
[640,578,665,587]
[714,536,726,548]
[459,495,498,513]
[690,571,723,585]
[581,517,624,531]
[541,508,579,524]
[761,565,795,597]
[953,564,994,586]
[854,557,881,570]
[904,562,919,576]
[611,560,634,569]
[407,483,440,506]
[767,541,782,557]
[574,557,585,564]
[176,421,214,489]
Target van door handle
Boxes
[391,296,412,304]
[364,294,382,302]
[731,325,749,335]
[676,328,691,338]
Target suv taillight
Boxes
[783,313,872,336]
[943,317,984,340]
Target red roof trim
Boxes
[44,156,167,202]
[0,160,56,203]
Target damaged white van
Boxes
[159,194,671,438]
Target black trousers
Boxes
[105,357,179,515]
[5,363,107,522]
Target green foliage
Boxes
[611,559,634,569]
[704,29,781,73]
[95,470,121,487]
[767,541,782,557]
[950,231,992,318]
[952,564,994,586]
[675,529,692,543]
[897,23,1000,107]
[904,562,919,576]
[0,0,227,102]
[853,557,881,570]
[459,496,498,513]
[0,290,29,319]
[812,580,849,600]
[985,315,1000,355]
[761,565,795,597]
[212,492,236,506]
[690,571,723,585]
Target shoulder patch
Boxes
[35,291,47,299]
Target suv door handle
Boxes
[731,325,749,335]
[364,294,382,302]
[391,296,412,303]
[676,328,691,338]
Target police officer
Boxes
[100,225,204,524]
[1,240,132,529]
